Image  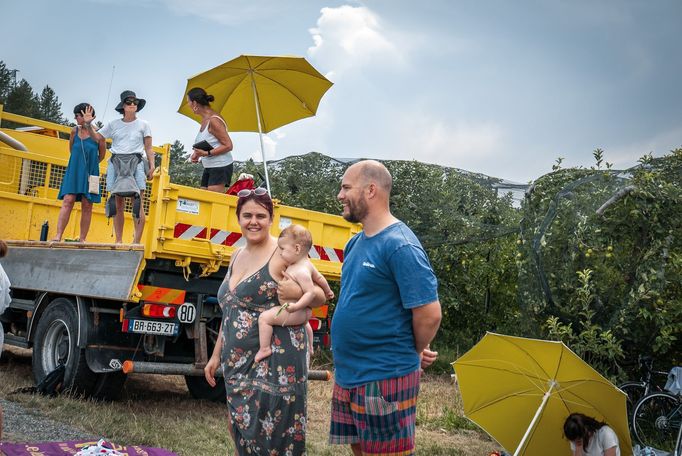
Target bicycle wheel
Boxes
[632,392,681,452]
[619,381,646,426]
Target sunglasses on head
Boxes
[124,98,139,106]
[237,188,268,198]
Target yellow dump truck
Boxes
[0,106,359,400]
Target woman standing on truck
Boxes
[84,90,154,244]
[186,87,234,193]
[204,189,325,455]
[53,103,106,242]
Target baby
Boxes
[255,224,334,362]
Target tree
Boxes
[167,140,202,187]
[37,85,65,124]
[518,149,682,378]
[0,61,12,104]
[5,79,39,118]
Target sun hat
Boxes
[115,90,146,114]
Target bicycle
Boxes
[632,391,682,452]
[619,356,669,424]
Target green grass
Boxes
[1,346,496,455]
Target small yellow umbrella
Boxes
[178,55,333,193]
[452,332,632,456]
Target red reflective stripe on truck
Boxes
[173,223,343,262]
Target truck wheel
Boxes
[185,375,226,403]
[32,298,96,396]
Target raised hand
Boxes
[82,105,95,125]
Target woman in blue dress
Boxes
[53,103,106,242]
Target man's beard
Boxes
[343,197,368,223]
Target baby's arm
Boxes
[311,265,334,300]
[284,267,317,312]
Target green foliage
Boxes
[0,61,12,103]
[0,61,67,126]
[5,79,39,118]
[519,148,682,377]
[166,140,202,187]
[36,85,64,124]
[544,269,624,375]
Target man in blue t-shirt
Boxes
[329,160,442,456]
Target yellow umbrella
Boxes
[452,332,632,456]
[178,55,333,193]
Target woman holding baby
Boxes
[204,188,326,455]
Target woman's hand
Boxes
[277,271,303,303]
[82,105,95,125]
[204,354,220,387]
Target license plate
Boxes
[128,319,178,336]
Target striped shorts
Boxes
[329,370,420,456]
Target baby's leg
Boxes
[305,320,314,353]
[255,307,280,363]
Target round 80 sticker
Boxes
[177,302,196,323]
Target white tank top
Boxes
[194,115,233,168]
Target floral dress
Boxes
[218,249,308,456]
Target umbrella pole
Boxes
[249,73,272,194]
[513,381,556,456]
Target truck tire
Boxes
[32,298,97,396]
[185,375,226,403]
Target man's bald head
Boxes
[347,160,392,195]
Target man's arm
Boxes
[412,300,441,355]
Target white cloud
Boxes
[609,125,682,168]
[146,0,284,25]
[391,111,504,169]
[307,5,405,75]
[249,134,278,162]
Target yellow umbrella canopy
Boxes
[178,55,333,133]
[452,332,632,456]
[178,55,332,192]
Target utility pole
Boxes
[9,69,18,88]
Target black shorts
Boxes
[201,163,233,188]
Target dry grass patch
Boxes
[1,347,498,455]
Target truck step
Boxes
[10,298,36,311]
[3,333,30,348]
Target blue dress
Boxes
[58,130,101,202]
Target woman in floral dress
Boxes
[204,189,326,455]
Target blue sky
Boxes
[2,0,681,182]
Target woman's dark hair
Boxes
[0,240,8,258]
[73,103,94,117]
[563,413,606,450]
[236,191,274,219]
[187,87,215,107]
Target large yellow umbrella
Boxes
[452,332,632,456]
[178,55,333,193]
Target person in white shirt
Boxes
[84,90,154,243]
[564,413,621,456]
[186,87,234,192]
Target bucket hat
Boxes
[115,90,146,114]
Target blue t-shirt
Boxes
[331,221,439,388]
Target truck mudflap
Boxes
[3,241,144,301]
